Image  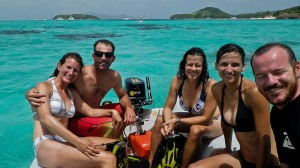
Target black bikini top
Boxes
[221,75,256,132]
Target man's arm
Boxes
[25,88,46,108]
[70,87,123,131]
[113,73,135,126]
[117,87,135,125]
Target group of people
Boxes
[26,39,299,168]
[27,39,135,167]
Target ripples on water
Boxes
[0,19,299,167]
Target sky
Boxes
[0,0,299,20]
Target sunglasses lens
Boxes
[94,51,113,58]
[105,53,113,58]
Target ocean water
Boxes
[0,19,299,167]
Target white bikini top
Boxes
[49,79,75,118]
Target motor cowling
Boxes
[124,78,146,106]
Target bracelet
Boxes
[176,117,182,126]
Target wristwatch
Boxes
[176,117,182,126]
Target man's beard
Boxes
[274,75,298,106]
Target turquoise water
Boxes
[0,19,299,167]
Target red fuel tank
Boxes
[129,130,152,159]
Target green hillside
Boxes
[170,5,300,19]
[273,6,300,19]
[192,7,231,18]
[170,7,232,19]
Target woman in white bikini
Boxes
[32,52,123,167]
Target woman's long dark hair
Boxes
[50,52,84,78]
[177,47,209,87]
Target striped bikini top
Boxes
[49,79,75,118]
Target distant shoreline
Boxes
[170,6,300,20]
[1,17,296,21]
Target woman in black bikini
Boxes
[189,44,280,168]
[149,47,223,168]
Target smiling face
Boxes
[92,42,115,70]
[252,47,299,107]
[216,52,245,84]
[57,58,81,84]
[185,55,203,80]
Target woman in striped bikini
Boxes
[32,52,122,167]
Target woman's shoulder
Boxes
[210,81,223,102]
[35,80,52,93]
[242,78,268,105]
[168,76,183,91]
[206,77,216,86]
[211,79,223,89]
[35,79,52,87]
[211,80,224,94]
[242,78,259,94]
[171,76,183,84]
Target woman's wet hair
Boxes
[50,52,84,78]
[177,47,209,87]
[216,44,245,64]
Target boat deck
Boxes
[30,108,240,167]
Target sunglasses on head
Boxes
[94,51,114,58]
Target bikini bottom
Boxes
[33,135,67,155]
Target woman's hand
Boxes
[161,119,176,137]
[74,138,101,159]
[111,110,123,131]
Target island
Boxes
[170,6,300,20]
[53,14,100,20]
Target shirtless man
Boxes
[26,39,136,138]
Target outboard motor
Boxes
[124,77,152,108]
[124,77,153,159]
[124,77,152,130]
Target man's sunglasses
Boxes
[94,51,114,58]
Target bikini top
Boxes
[221,75,256,132]
[178,78,206,115]
[49,79,75,118]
